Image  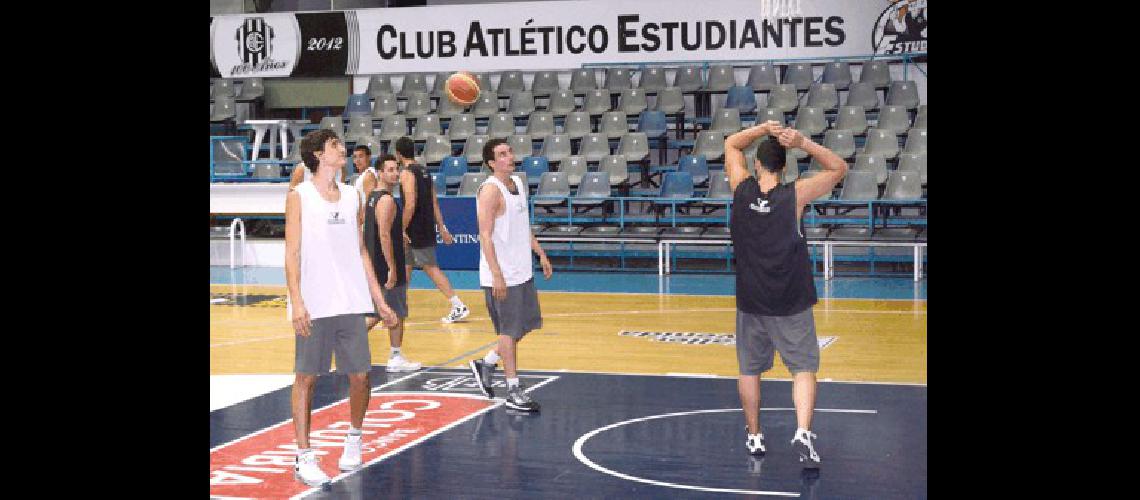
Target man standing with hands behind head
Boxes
[724,121,847,470]
[467,138,553,413]
[394,136,471,324]
[285,129,398,487]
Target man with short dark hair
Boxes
[724,121,847,469]
[394,136,470,323]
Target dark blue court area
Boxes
[211,368,927,498]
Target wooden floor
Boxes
[210,284,926,384]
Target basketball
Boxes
[445,71,480,107]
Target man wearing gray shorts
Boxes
[467,138,553,413]
[725,121,848,469]
[286,129,399,487]
[364,154,422,373]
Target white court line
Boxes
[292,377,560,499]
[571,407,877,497]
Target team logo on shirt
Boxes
[749,198,771,213]
[872,0,928,55]
[328,209,345,225]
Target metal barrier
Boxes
[657,239,927,281]
[229,218,247,269]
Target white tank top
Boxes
[478,175,534,287]
[354,167,378,203]
[287,180,374,320]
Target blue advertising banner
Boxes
[433,197,480,270]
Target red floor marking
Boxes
[210,392,492,499]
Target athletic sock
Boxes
[483,350,500,365]
[507,378,519,389]
[391,347,402,358]
[449,295,464,308]
[348,427,362,436]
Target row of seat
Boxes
[358,60,908,98]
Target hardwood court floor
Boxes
[210,284,926,384]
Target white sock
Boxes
[795,427,811,439]
[483,350,500,365]
[507,377,519,389]
[348,427,362,436]
[449,295,464,308]
[391,347,402,358]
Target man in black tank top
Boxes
[724,121,848,469]
[394,137,471,324]
[364,154,421,373]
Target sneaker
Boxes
[338,433,363,471]
[442,304,470,323]
[791,429,821,469]
[294,449,331,487]
[504,384,540,412]
[385,355,422,373]
[745,428,766,456]
[468,359,495,398]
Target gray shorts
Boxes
[381,284,408,319]
[482,278,542,340]
[735,307,820,376]
[295,314,371,374]
[405,244,438,269]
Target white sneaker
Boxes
[294,449,331,487]
[338,433,363,471]
[791,428,821,469]
[442,304,469,323]
[746,431,766,456]
[385,355,422,373]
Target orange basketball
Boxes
[445,71,480,107]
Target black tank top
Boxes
[364,189,407,287]
[401,163,437,248]
[730,177,817,315]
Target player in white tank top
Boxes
[468,139,552,413]
[284,130,397,485]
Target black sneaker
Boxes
[791,429,821,469]
[745,426,766,456]
[468,359,495,398]
[504,384,540,412]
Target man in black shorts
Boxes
[364,154,422,373]
[394,136,471,323]
[724,121,847,469]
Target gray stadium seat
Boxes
[673,66,704,91]
[399,73,429,97]
[378,115,408,141]
[903,128,927,155]
[913,105,927,129]
[367,75,394,97]
[457,172,490,196]
[852,153,889,184]
[821,61,852,90]
[793,106,827,136]
[766,84,800,113]
[883,170,923,199]
[706,65,737,92]
[487,112,516,139]
[463,135,489,166]
[578,133,611,162]
[212,78,236,99]
[508,91,536,117]
[806,83,839,112]
[346,115,375,142]
[531,71,561,96]
[710,107,743,135]
[546,90,577,117]
[404,92,432,118]
[496,70,525,96]
[472,93,500,118]
[507,134,534,158]
[844,81,880,110]
[616,132,649,164]
[604,68,633,93]
[861,129,898,158]
[371,93,399,119]
[525,111,556,139]
[584,89,612,115]
[619,89,649,115]
[211,95,236,122]
[599,111,629,139]
[447,114,476,141]
[897,152,927,184]
[834,106,869,135]
[319,115,344,140]
[421,135,452,164]
[783,63,815,91]
[534,172,571,206]
[876,105,912,135]
[430,72,450,98]
[560,155,588,187]
[600,155,630,185]
[252,163,282,179]
[570,68,599,94]
[822,129,857,158]
[540,134,572,165]
[236,78,264,100]
[858,60,892,88]
[691,130,726,162]
[412,114,442,140]
[886,80,920,109]
[637,67,667,92]
[747,62,779,91]
[839,170,880,200]
[436,93,467,118]
[563,111,593,139]
[654,87,686,114]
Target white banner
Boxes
[210,0,927,77]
